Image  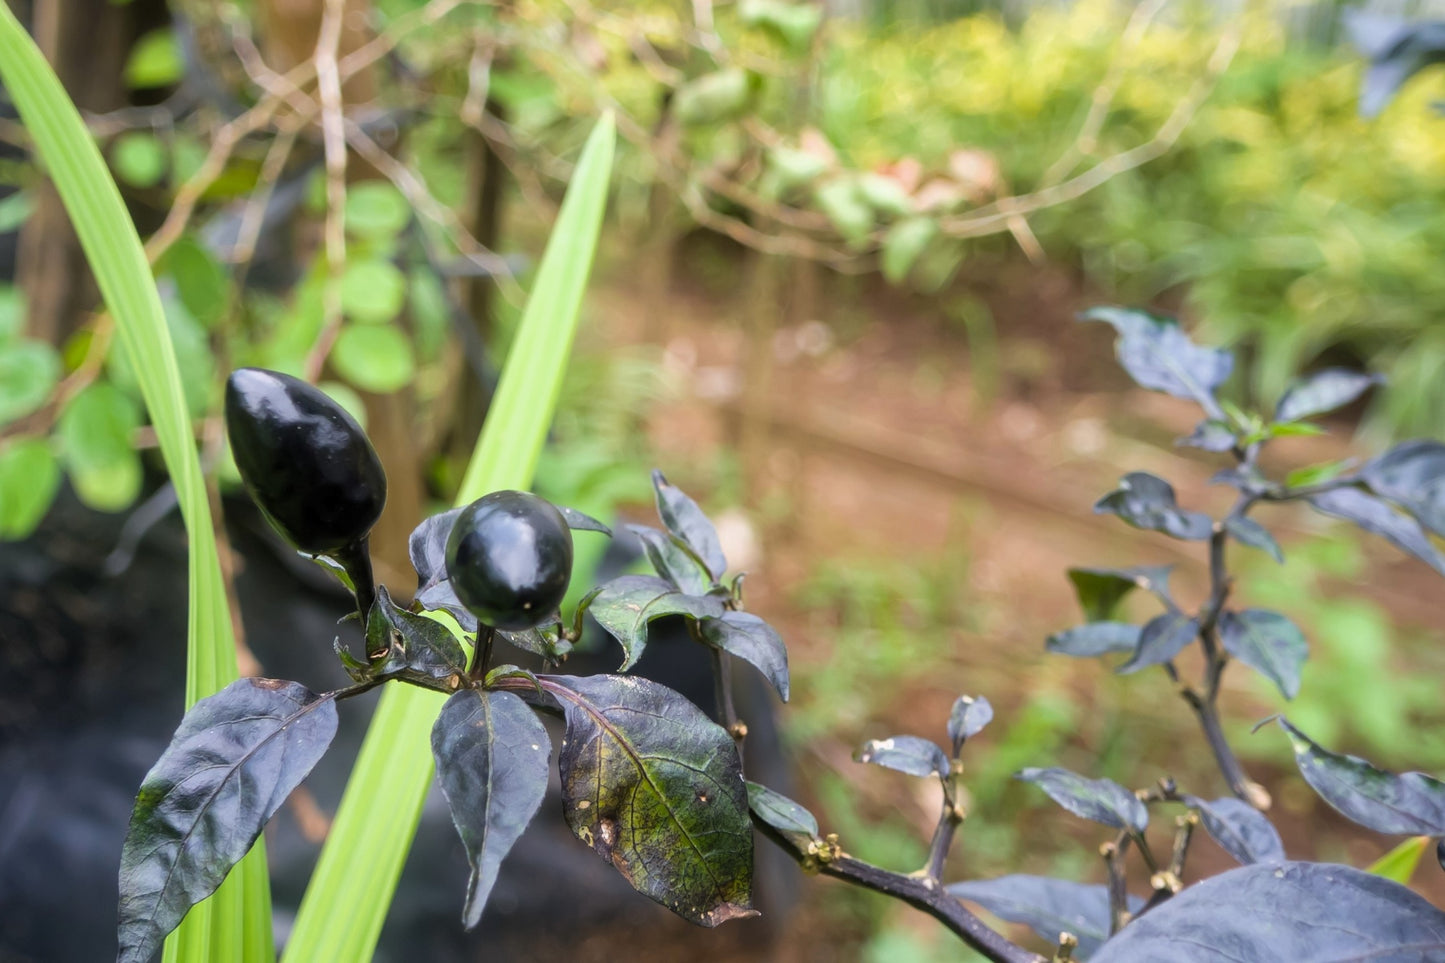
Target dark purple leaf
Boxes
[1047,622,1141,658]
[1224,515,1283,563]
[1117,613,1197,674]
[118,679,339,963]
[948,876,1143,958]
[1219,609,1307,700]
[1093,861,1445,961]
[1344,12,1445,116]
[947,694,993,748]
[1362,440,1445,537]
[1095,472,1214,541]
[414,578,477,632]
[432,689,551,928]
[697,611,789,702]
[856,734,950,780]
[652,469,728,580]
[557,504,612,536]
[745,781,818,840]
[1308,487,1445,576]
[1182,795,1285,865]
[1179,419,1237,452]
[1081,307,1233,409]
[547,674,755,927]
[409,506,463,589]
[1279,718,1445,836]
[1275,369,1382,422]
[496,624,571,662]
[627,524,714,596]
[1016,767,1148,832]
[367,586,469,685]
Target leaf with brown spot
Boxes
[545,673,755,927]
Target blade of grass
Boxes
[1367,835,1430,885]
[0,9,273,962]
[282,112,615,962]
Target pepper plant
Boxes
[118,307,1445,962]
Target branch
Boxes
[755,819,1046,963]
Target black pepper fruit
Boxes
[445,490,573,631]
[225,367,386,615]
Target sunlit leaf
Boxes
[0,436,59,539]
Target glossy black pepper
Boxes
[445,490,573,631]
[225,368,385,617]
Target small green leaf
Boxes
[881,217,937,285]
[111,132,168,189]
[158,236,230,330]
[0,191,33,233]
[330,324,415,393]
[0,286,22,341]
[814,177,873,246]
[739,0,822,51]
[0,338,60,423]
[341,260,407,325]
[765,145,828,190]
[0,436,59,538]
[856,173,913,219]
[1367,836,1431,884]
[1285,459,1355,489]
[124,27,183,89]
[344,182,411,240]
[58,381,143,512]
[674,69,752,126]
[1066,565,1174,621]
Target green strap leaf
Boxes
[0,8,268,960]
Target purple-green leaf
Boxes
[1224,515,1283,563]
[1092,861,1445,961]
[1183,795,1285,865]
[947,694,993,748]
[1275,369,1382,423]
[1081,306,1233,410]
[651,469,727,580]
[546,674,756,927]
[1219,609,1307,700]
[746,781,818,840]
[1362,439,1445,538]
[1308,487,1445,576]
[1095,472,1214,541]
[557,504,612,536]
[697,611,789,701]
[628,523,714,596]
[856,734,950,779]
[431,689,551,929]
[1279,718,1445,836]
[587,574,725,671]
[1047,621,1142,658]
[948,876,1143,958]
[1117,612,1197,674]
[366,586,469,685]
[1016,767,1148,832]
[118,679,338,963]
[1179,419,1237,452]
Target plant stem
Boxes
[923,799,962,882]
[1102,832,1133,934]
[1180,686,1253,803]
[755,821,1045,963]
[469,626,495,683]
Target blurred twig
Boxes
[305,0,350,383]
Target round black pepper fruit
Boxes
[445,490,573,631]
[225,367,386,614]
